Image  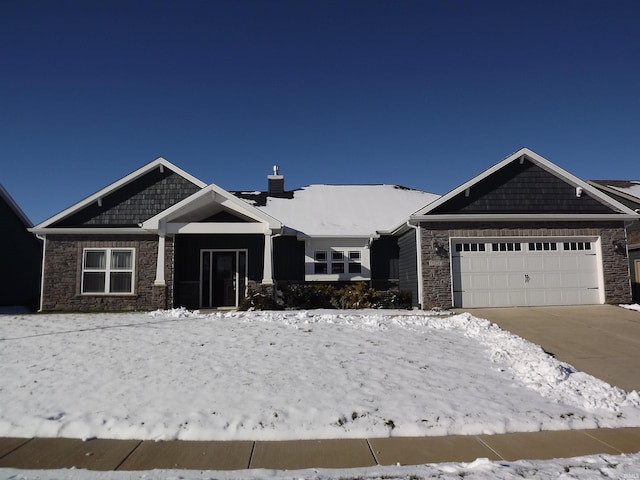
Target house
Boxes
[393,148,639,309]
[0,184,42,311]
[587,180,640,302]
[29,159,437,311]
[30,148,639,312]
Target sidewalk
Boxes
[2,428,640,471]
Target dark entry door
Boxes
[200,250,246,308]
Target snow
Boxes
[621,303,640,312]
[604,180,640,200]
[256,185,440,236]
[2,308,640,478]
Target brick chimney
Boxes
[268,165,284,195]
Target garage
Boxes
[451,238,602,308]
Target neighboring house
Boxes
[392,148,639,309]
[587,180,640,302]
[0,184,42,311]
[30,159,437,311]
[30,148,639,312]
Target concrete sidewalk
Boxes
[459,305,640,392]
[1,428,640,471]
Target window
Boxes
[491,242,522,252]
[331,251,345,273]
[563,241,591,251]
[455,243,486,252]
[348,251,362,273]
[528,242,558,251]
[314,251,328,274]
[82,248,134,294]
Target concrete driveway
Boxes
[457,305,640,392]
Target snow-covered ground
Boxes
[1,308,640,479]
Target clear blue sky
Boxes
[2,0,639,225]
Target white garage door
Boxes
[451,238,602,308]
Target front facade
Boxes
[588,180,640,302]
[31,148,639,312]
[397,148,639,309]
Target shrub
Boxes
[238,285,282,311]
[281,284,337,309]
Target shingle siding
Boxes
[432,160,613,214]
[55,169,202,227]
[398,229,418,307]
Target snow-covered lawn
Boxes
[1,309,639,442]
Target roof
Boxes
[410,147,639,222]
[0,184,33,228]
[31,157,207,232]
[242,184,440,237]
[588,180,640,206]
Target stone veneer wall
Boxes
[418,221,631,309]
[42,234,173,312]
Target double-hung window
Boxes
[82,248,135,294]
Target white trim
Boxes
[33,157,207,230]
[166,222,270,235]
[410,213,640,223]
[141,184,282,233]
[154,233,166,286]
[413,148,639,218]
[587,180,640,206]
[262,232,274,285]
[38,235,46,312]
[29,227,148,234]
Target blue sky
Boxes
[2,0,639,225]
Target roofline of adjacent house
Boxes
[414,148,638,217]
[32,157,208,230]
[408,213,640,224]
[0,183,33,228]
[587,180,640,207]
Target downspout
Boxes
[36,234,46,312]
[406,220,423,309]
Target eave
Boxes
[409,213,640,224]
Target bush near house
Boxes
[238,283,412,311]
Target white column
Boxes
[154,230,166,286]
[262,231,274,285]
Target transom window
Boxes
[82,248,135,294]
[529,242,558,251]
[491,242,522,252]
[455,243,486,252]
[563,241,592,251]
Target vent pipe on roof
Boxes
[268,165,285,195]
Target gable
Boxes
[53,169,202,227]
[431,158,612,215]
[414,148,638,220]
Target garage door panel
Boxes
[451,238,601,308]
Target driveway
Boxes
[457,305,640,392]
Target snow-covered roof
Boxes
[588,180,640,204]
[248,184,440,237]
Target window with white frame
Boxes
[348,251,362,273]
[314,251,328,274]
[82,248,135,294]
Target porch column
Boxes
[262,231,274,285]
[154,228,166,286]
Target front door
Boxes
[200,250,247,308]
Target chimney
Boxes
[268,165,284,195]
